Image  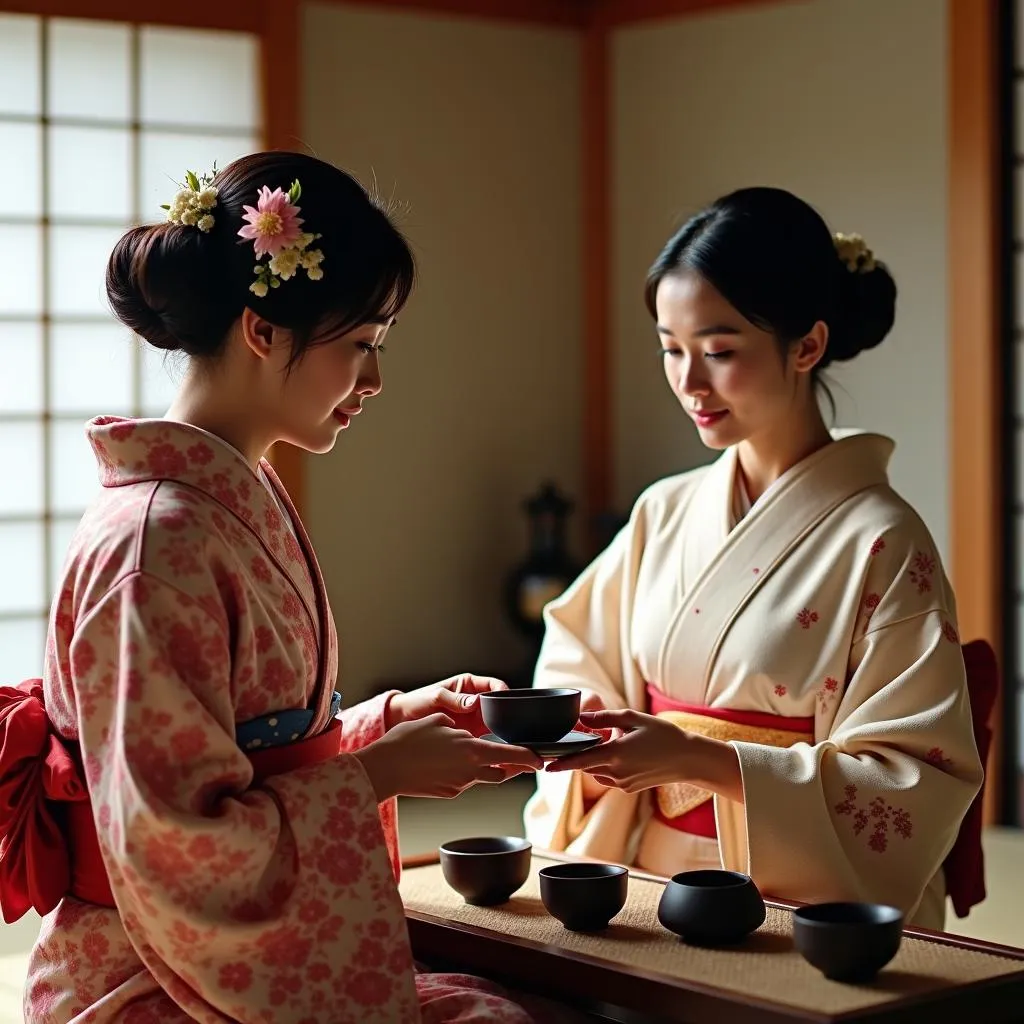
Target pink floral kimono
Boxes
[5,417,572,1023]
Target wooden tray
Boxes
[399,851,1024,1023]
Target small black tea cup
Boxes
[539,862,628,931]
[657,869,766,946]
[479,688,581,744]
[439,837,532,906]
[793,902,904,983]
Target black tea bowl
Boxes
[439,837,532,906]
[657,870,766,946]
[479,688,581,744]
[793,902,904,983]
[539,862,628,932]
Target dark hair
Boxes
[106,151,415,361]
[644,187,896,388]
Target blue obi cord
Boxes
[236,691,343,751]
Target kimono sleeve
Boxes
[72,571,421,1023]
[532,521,637,710]
[338,691,395,750]
[524,494,654,861]
[725,548,983,919]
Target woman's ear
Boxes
[240,306,275,360]
[791,320,828,374]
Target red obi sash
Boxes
[0,678,344,923]
[647,684,814,840]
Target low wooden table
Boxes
[400,851,1024,1023]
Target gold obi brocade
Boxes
[647,686,815,820]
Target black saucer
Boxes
[483,731,602,760]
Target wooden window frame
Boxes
[1,0,303,502]
[0,6,268,668]
[949,0,1005,825]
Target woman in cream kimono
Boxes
[3,152,582,1024]
[526,187,984,931]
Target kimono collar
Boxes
[827,427,895,468]
[723,429,895,518]
[87,416,297,562]
[674,428,898,693]
[690,429,895,586]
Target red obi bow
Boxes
[0,679,88,923]
[0,679,356,924]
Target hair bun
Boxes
[106,223,239,356]
[825,244,897,366]
[105,153,415,363]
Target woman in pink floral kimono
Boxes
[2,152,578,1023]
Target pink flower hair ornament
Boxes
[237,179,325,297]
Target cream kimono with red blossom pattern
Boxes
[24,417,559,1024]
[524,432,983,930]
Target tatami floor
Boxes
[2,778,1023,1021]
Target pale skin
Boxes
[166,307,543,799]
[548,270,832,805]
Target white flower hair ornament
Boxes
[161,168,219,233]
[237,180,325,297]
[833,232,877,274]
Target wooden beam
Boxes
[580,0,787,535]
[260,0,308,513]
[2,0,780,31]
[593,0,790,30]
[0,0,263,30]
[949,0,1003,824]
[326,0,586,27]
[581,16,611,543]
[581,0,794,534]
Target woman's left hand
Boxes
[546,708,742,803]
[386,675,507,737]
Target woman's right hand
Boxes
[354,713,543,801]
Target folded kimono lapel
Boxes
[665,433,895,697]
[681,446,737,595]
[261,459,339,734]
[86,417,336,732]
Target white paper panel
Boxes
[0,322,44,415]
[141,27,258,129]
[50,418,100,514]
[0,226,42,315]
[0,123,42,218]
[49,126,132,221]
[52,323,135,414]
[48,19,131,121]
[0,15,41,116]
[0,617,47,681]
[49,225,126,317]
[0,422,43,517]
[0,523,45,613]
